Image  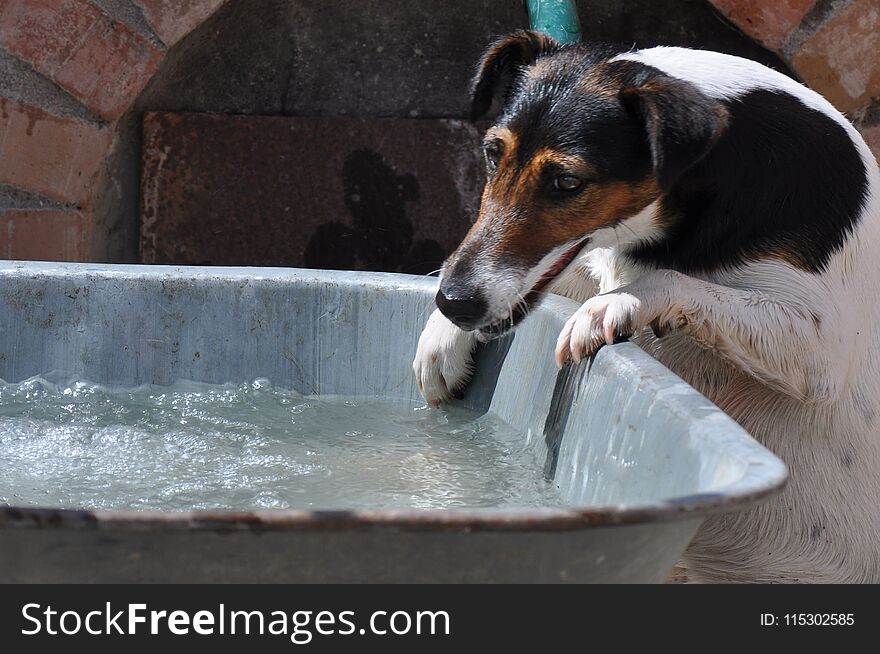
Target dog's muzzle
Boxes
[435,288,488,331]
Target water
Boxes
[0,376,560,511]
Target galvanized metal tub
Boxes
[0,262,786,583]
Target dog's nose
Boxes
[435,288,487,330]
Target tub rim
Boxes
[0,261,788,533]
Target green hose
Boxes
[525,0,582,44]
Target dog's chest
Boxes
[550,246,644,301]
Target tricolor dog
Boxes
[413,31,880,583]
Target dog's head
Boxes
[437,32,728,336]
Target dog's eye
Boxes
[554,175,582,192]
[484,143,502,172]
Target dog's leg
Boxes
[555,268,845,402]
[413,309,479,406]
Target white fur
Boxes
[415,48,880,582]
[613,47,854,133]
[413,309,478,407]
[587,199,666,250]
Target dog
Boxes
[412,31,880,583]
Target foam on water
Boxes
[0,376,560,511]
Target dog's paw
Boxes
[413,309,478,407]
[555,292,645,367]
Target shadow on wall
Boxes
[304,150,445,274]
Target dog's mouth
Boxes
[478,238,589,338]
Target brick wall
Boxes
[709,0,880,159]
[0,0,878,263]
[0,0,227,261]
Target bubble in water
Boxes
[0,376,560,512]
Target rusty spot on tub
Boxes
[0,507,99,528]
[0,472,787,534]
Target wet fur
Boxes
[414,35,880,582]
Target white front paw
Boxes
[555,292,645,367]
[413,309,478,407]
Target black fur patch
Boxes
[470,30,561,121]
[497,48,654,183]
[618,67,728,193]
[628,88,869,273]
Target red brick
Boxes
[134,0,227,46]
[0,0,98,70]
[0,0,164,119]
[0,209,88,261]
[792,0,880,113]
[710,0,816,50]
[0,99,111,205]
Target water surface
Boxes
[0,376,559,511]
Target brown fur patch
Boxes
[467,138,661,264]
[451,115,661,271]
[492,177,660,261]
[485,126,516,146]
[529,148,597,178]
[484,126,518,165]
[576,62,624,98]
[503,148,598,206]
[753,247,821,272]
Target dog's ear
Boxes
[470,30,561,121]
[620,75,728,193]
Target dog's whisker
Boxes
[514,290,531,319]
